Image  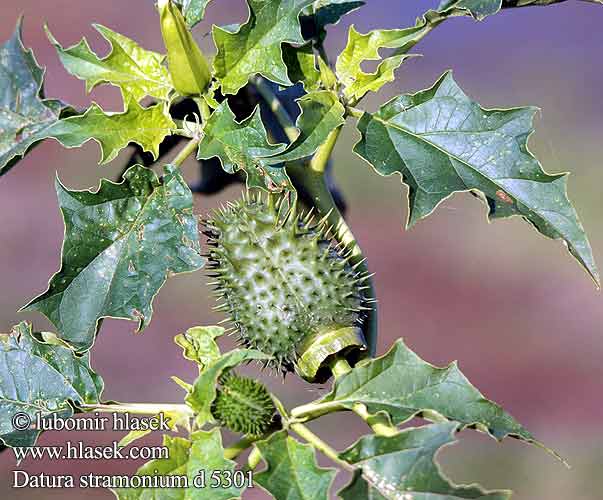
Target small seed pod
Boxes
[211,372,277,436]
[203,192,370,381]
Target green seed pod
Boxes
[211,372,276,436]
[158,0,211,95]
[203,193,370,381]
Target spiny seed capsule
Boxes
[203,192,370,381]
[211,372,276,436]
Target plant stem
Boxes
[251,76,299,142]
[352,403,398,437]
[171,136,201,167]
[295,359,399,437]
[252,69,378,354]
[194,97,212,122]
[289,423,352,470]
[329,357,352,378]
[80,403,194,417]
[246,446,262,470]
[287,159,379,354]
[223,435,258,460]
[345,106,364,119]
[309,126,342,174]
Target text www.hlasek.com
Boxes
[12,441,169,462]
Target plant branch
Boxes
[80,402,194,417]
[289,422,353,470]
[345,106,364,119]
[246,446,263,471]
[309,126,341,174]
[251,63,378,354]
[329,357,352,378]
[295,358,399,437]
[223,435,259,460]
[251,75,299,142]
[171,136,201,167]
[352,403,398,437]
[287,157,379,354]
[194,97,212,122]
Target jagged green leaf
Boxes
[186,348,270,425]
[197,100,293,192]
[339,422,511,500]
[175,325,225,369]
[172,0,214,28]
[309,1,365,35]
[315,339,541,448]
[113,429,245,499]
[255,430,336,500]
[438,0,502,18]
[0,19,70,176]
[265,90,345,163]
[185,430,246,499]
[438,0,602,20]
[347,53,415,103]
[213,0,314,94]
[113,434,190,499]
[47,24,173,102]
[23,165,205,352]
[282,43,321,91]
[118,406,191,450]
[354,71,598,285]
[335,25,420,102]
[0,322,103,448]
[47,98,175,164]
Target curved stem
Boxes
[223,435,259,460]
[194,97,212,122]
[80,403,194,417]
[329,357,352,378]
[171,136,201,167]
[352,403,398,437]
[246,446,263,471]
[252,71,378,354]
[287,158,378,355]
[309,126,341,174]
[345,106,364,120]
[289,422,353,470]
[251,76,298,142]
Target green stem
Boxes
[287,157,378,355]
[329,357,352,378]
[246,446,262,470]
[352,403,398,437]
[251,75,299,142]
[81,403,194,417]
[329,368,397,435]
[194,96,212,122]
[223,435,258,460]
[309,126,342,174]
[289,423,352,470]
[251,68,378,354]
[291,399,398,437]
[171,136,201,167]
[290,401,340,422]
[345,106,364,120]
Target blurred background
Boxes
[1,0,602,498]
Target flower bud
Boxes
[158,0,211,95]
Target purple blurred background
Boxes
[1,1,602,498]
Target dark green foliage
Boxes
[204,192,368,372]
[211,372,276,436]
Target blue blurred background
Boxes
[1,1,602,498]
